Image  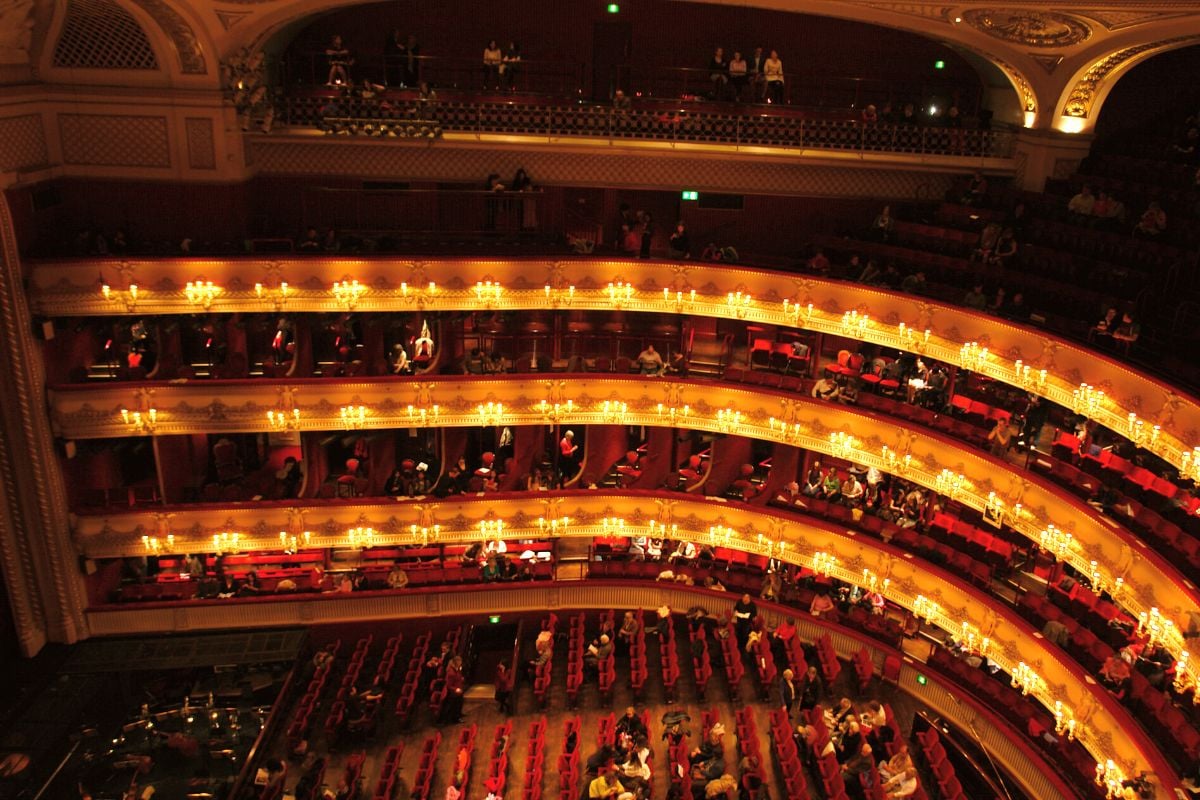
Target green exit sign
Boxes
[681,190,699,200]
[607,3,620,12]
[916,673,927,686]
[934,60,945,70]
[489,614,501,624]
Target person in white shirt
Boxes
[842,475,865,506]
[763,50,784,103]
[1067,185,1095,219]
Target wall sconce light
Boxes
[985,491,1005,521]
[1010,661,1040,695]
[477,402,505,427]
[340,405,367,430]
[934,469,967,499]
[1071,383,1105,416]
[959,341,989,372]
[538,399,574,423]
[406,404,440,427]
[1053,701,1077,741]
[716,408,743,433]
[410,524,441,545]
[475,280,504,307]
[708,525,733,544]
[185,280,221,309]
[332,279,366,309]
[101,281,140,311]
[1011,360,1047,390]
[862,569,888,594]
[279,531,301,553]
[601,401,628,424]
[1137,607,1175,648]
[267,408,301,430]
[880,446,912,475]
[726,291,753,319]
[1039,524,1073,561]
[601,517,626,535]
[1174,651,1199,703]
[347,526,375,547]
[756,533,787,558]
[812,551,838,578]
[656,403,689,424]
[648,520,678,539]
[479,519,505,538]
[913,594,938,624]
[1182,447,1200,483]
[782,299,814,325]
[120,407,158,434]
[141,534,174,554]
[829,432,856,459]
[607,281,634,308]
[1094,759,1125,798]
[537,516,571,536]
[255,281,290,310]
[768,417,804,444]
[840,309,869,334]
[665,288,696,313]
[546,284,576,307]
[212,531,241,555]
[400,281,438,309]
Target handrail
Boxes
[279,95,1015,159]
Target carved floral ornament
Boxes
[76,491,1172,782]
[962,10,1091,48]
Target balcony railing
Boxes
[282,95,1016,159]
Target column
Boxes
[1011,127,1094,193]
[0,189,88,655]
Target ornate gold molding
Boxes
[962,10,1092,48]
[30,256,1200,485]
[1063,35,1200,118]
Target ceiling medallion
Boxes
[962,10,1091,48]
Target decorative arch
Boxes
[51,0,160,71]
[1057,34,1200,125]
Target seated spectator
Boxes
[707,47,729,100]
[812,376,840,401]
[728,51,748,100]
[861,104,878,125]
[298,226,323,252]
[1067,184,1095,220]
[386,563,409,589]
[1112,312,1140,350]
[883,767,919,798]
[987,418,1013,457]
[842,474,865,506]
[869,205,893,241]
[961,284,988,311]
[585,634,614,673]
[878,746,913,782]
[961,171,987,205]
[385,468,406,497]
[821,470,843,501]
[1133,201,1166,237]
[325,35,352,86]
[837,379,858,405]
[856,258,883,284]
[1001,291,1028,321]
[612,89,631,111]
[807,249,831,275]
[898,270,926,294]
[802,465,823,496]
[810,591,836,618]
[970,223,1000,263]
[636,344,666,375]
[668,223,691,259]
[989,228,1017,265]
[1089,306,1119,343]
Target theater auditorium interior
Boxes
[6,1,1200,799]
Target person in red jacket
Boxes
[494,660,513,714]
[440,655,466,724]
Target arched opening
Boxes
[1093,43,1200,141]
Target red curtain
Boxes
[499,425,546,491]
[441,428,469,477]
[362,319,386,375]
[629,425,675,489]
[705,435,753,495]
[154,434,207,504]
[291,319,314,377]
[752,443,801,505]
[579,425,629,486]
[300,432,329,497]
[366,434,396,495]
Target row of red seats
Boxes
[816,634,841,687]
[768,708,810,796]
[852,648,875,694]
[411,733,442,800]
[373,634,401,689]
[928,511,1016,569]
[325,635,373,742]
[286,638,341,750]
[556,716,582,800]
[657,612,681,704]
[394,630,431,727]
[534,613,559,709]
[750,629,777,701]
[801,705,852,800]
[488,720,513,794]
[688,622,713,701]
[734,707,767,798]
[628,609,649,700]
[521,716,547,800]
[427,626,463,720]
[455,724,479,797]
[915,726,964,800]
[718,623,745,701]
[565,612,585,708]
[370,744,404,800]
[597,610,617,704]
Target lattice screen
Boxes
[53,0,159,70]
